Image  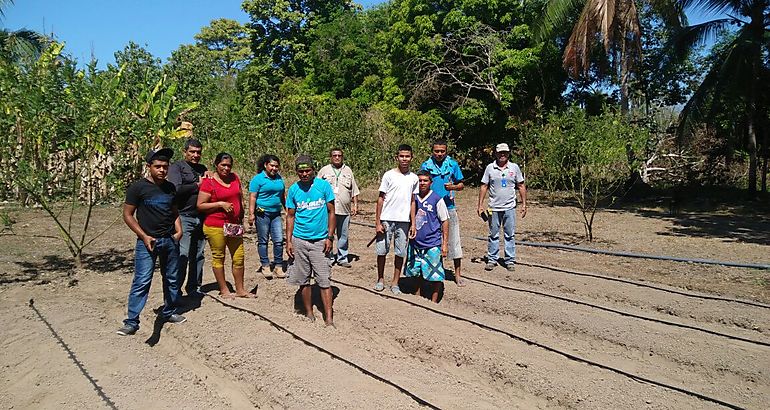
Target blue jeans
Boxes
[255,211,283,267]
[124,237,181,329]
[178,215,205,294]
[334,214,350,263]
[487,208,517,265]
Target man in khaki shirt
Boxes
[318,148,360,267]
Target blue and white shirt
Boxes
[286,178,335,240]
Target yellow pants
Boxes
[203,225,244,269]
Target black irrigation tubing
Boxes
[518,240,770,270]
[461,274,770,348]
[516,261,770,310]
[205,294,441,410]
[349,220,769,270]
[28,299,118,410]
[331,279,746,410]
[351,220,770,309]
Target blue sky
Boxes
[3,1,721,69]
[2,0,383,67]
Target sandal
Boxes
[373,282,385,292]
[456,278,467,287]
[390,285,402,295]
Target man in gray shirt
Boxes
[477,143,528,272]
[318,148,360,268]
[167,138,208,296]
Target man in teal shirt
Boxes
[421,139,466,287]
[285,155,336,326]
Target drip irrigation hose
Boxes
[516,261,770,309]
[350,220,769,307]
[28,299,118,410]
[349,220,769,270]
[205,294,440,409]
[461,275,770,348]
[331,280,745,410]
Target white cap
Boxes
[495,143,510,153]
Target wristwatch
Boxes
[327,235,334,240]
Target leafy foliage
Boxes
[524,108,647,240]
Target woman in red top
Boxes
[197,153,253,298]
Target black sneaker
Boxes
[165,314,187,324]
[116,324,138,336]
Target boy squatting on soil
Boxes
[404,170,450,303]
[117,148,187,336]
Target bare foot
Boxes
[304,314,316,322]
[219,292,236,300]
[235,292,256,298]
[325,321,335,328]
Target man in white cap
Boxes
[477,143,527,272]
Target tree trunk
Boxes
[748,119,758,196]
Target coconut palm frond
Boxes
[1,28,46,63]
[591,0,617,51]
[536,0,587,41]
[677,26,755,139]
[563,5,599,77]
[668,18,733,61]
[699,0,743,15]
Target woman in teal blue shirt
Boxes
[248,155,286,278]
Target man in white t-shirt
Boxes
[477,143,528,272]
[374,144,418,295]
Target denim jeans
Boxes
[334,213,350,263]
[487,208,517,265]
[178,215,205,294]
[124,237,181,329]
[255,211,283,267]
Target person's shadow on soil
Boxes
[145,315,166,347]
[293,285,341,322]
[397,277,444,303]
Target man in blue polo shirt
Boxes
[285,155,336,327]
[421,139,466,287]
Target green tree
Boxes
[524,108,647,241]
[671,0,770,195]
[194,18,251,75]
[242,0,355,78]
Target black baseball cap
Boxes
[145,148,174,164]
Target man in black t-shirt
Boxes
[117,148,186,336]
[167,138,208,296]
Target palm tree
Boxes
[0,0,45,64]
[539,0,684,114]
[672,0,769,195]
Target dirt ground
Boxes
[1,187,768,409]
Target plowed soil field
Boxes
[1,188,768,409]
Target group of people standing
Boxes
[116,138,527,335]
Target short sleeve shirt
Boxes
[421,156,464,209]
[248,171,285,213]
[378,169,419,222]
[317,164,360,215]
[199,174,243,227]
[286,178,335,240]
[125,178,177,238]
[481,161,525,211]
